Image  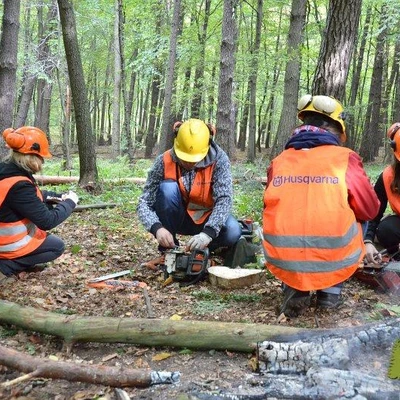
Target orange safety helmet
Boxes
[2,126,52,158]
[387,122,400,161]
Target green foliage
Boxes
[70,244,82,255]
[368,302,400,320]
[0,326,18,338]
[192,289,261,303]
[25,343,36,355]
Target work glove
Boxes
[187,232,212,250]
[62,190,79,206]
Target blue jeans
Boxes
[155,180,241,251]
[0,234,65,276]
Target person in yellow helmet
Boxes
[0,127,79,286]
[364,122,400,263]
[137,118,241,254]
[262,95,380,317]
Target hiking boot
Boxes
[316,291,342,309]
[25,264,47,273]
[280,286,311,317]
[0,271,17,286]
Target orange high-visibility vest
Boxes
[382,166,400,215]
[163,150,214,224]
[263,146,364,291]
[0,176,46,259]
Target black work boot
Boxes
[316,291,342,309]
[280,285,311,317]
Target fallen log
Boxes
[0,300,301,352]
[73,203,117,212]
[34,175,146,185]
[33,175,267,186]
[0,344,179,388]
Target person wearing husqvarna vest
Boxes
[0,127,79,286]
[262,95,380,317]
[137,118,241,254]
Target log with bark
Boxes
[0,344,179,388]
[33,175,267,186]
[0,300,301,353]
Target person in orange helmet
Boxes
[0,127,79,285]
[364,122,400,263]
[262,95,380,317]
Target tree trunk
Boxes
[57,0,99,188]
[216,0,239,159]
[190,0,211,118]
[34,2,57,137]
[270,0,306,159]
[0,344,179,388]
[346,6,372,150]
[312,0,362,100]
[111,0,122,159]
[0,0,21,159]
[246,0,263,163]
[159,0,181,155]
[0,300,301,353]
[359,5,387,162]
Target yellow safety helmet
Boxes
[173,119,211,162]
[2,126,52,158]
[297,94,347,142]
[387,122,400,161]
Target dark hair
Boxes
[301,112,343,135]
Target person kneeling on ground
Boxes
[137,118,241,256]
[364,122,400,263]
[262,95,380,317]
[0,126,79,285]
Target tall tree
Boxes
[159,0,181,154]
[0,0,21,159]
[111,0,122,159]
[246,0,263,163]
[312,0,362,99]
[359,5,388,162]
[270,0,307,159]
[216,0,239,158]
[57,0,98,188]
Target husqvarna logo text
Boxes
[272,175,339,187]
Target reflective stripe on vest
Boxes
[0,176,46,258]
[262,146,364,291]
[382,166,400,214]
[163,150,214,224]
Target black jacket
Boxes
[0,161,75,231]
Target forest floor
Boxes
[0,194,400,400]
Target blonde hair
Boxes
[6,150,43,173]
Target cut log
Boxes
[0,344,179,388]
[34,175,146,185]
[0,300,301,352]
[33,175,267,186]
[208,266,265,289]
[74,203,117,212]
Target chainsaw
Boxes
[354,248,400,295]
[162,247,211,286]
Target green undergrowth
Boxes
[40,157,383,227]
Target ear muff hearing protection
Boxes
[387,122,400,160]
[2,126,52,158]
